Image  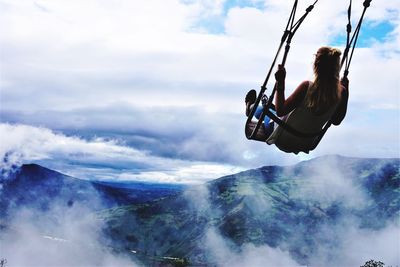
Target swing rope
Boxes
[341,0,372,77]
[246,0,319,140]
[246,0,372,144]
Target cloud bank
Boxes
[0,123,243,183]
[1,0,399,181]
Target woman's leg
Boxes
[254,106,274,136]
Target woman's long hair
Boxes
[305,46,341,114]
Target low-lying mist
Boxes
[1,156,399,267]
[184,156,400,266]
[0,188,137,267]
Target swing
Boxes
[245,0,372,154]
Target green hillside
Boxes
[99,156,400,266]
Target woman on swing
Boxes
[245,46,349,153]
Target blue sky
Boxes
[0,0,399,183]
[331,21,396,47]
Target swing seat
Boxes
[245,121,270,142]
[266,105,336,154]
[245,118,320,154]
[245,100,336,154]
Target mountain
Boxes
[99,155,400,266]
[1,156,399,266]
[0,164,186,217]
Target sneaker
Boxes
[245,89,257,116]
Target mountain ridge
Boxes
[97,156,399,265]
[1,156,399,266]
[0,163,187,216]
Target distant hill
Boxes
[0,164,186,217]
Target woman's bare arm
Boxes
[331,77,349,125]
[274,68,309,117]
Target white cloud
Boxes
[205,227,303,267]
[335,223,400,266]
[0,123,145,168]
[1,188,137,266]
[305,219,400,266]
[1,0,398,111]
[287,156,369,209]
[0,0,399,171]
[0,123,243,183]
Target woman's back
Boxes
[267,82,339,153]
[245,46,349,153]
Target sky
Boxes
[0,0,399,184]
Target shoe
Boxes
[245,89,257,116]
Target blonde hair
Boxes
[305,46,342,114]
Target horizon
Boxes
[1,0,399,184]
[10,154,400,185]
